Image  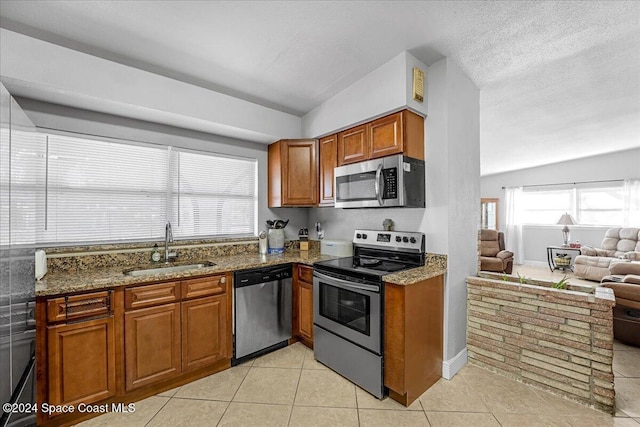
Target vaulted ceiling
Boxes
[1,1,638,175]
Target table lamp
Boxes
[557,213,577,247]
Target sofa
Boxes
[479,229,514,274]
[601,261,640,347]
[573,227,640,281]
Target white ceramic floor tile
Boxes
[233,367,300,405]
[174,366,250,401]
[217,402,291,427]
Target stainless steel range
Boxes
[312,229,425,398]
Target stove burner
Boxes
[360,258,381,267]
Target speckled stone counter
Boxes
[36,249,448,297]
[382,253,447,285]
[36,249,334,297]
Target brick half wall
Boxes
[466,276,616,414]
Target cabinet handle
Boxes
[220,277,226,284]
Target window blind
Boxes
[0,128,45,246]
[170,149,257,238]
[18,132,259,245]
[41,135,167,244]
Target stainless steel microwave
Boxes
[334,154,425,208]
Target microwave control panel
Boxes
[382,168,397,199]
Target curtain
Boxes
[623,178,640,227]
[504,186,524,265]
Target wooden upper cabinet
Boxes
[369,111,404,159]
[338,110,424,166]
[268,139,318,207]
[318,134,337,206]
[337,124,369,166]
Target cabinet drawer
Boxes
[47,291,111,323]
[125,282,180,310]
[297,265,313,284]
[181,275,227,300]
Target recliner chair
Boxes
[601,261,640,347]
[479,229,514,274]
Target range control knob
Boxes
[402,236,409,243]
[410,237,417,244]
[395,236,402,242]
[362,233,368,239]
[356,233,362,239]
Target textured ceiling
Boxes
[0,1,638,175]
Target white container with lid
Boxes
[320,239,353,257]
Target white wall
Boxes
[0,28,302,143]
[302,51,429,138]
[481,148,640,263]
[439,59,481,372]
[16,98,309,241]
[308,58,480,377]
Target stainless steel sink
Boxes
[123,261,216,277]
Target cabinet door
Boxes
[338,124,369,166]
[182,295,229,372]
[124,303,181,390]
[47,317,116,407]
[318,134,337,206]
[282,139,318,206]
[298,281,314,342]
[369,112,404,159]
[294,265,314,344]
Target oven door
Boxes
[313,271,381,354]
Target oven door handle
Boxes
[374,163,383,206]
[313,271,380,293]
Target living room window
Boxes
[521,183,625,226]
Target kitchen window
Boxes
[4,132,257,245]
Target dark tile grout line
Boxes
[214,363,252,427]
[143,393,175,427]
[285,364,304,426]
[418,398,433,426]
[354,383,361,427]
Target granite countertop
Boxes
[36,250,448,297]
[36,250,335,297]
[382,263,447,285]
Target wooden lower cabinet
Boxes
[297,281,313,341]
[384,275,444,406]
[37,272,234,426]
[182,294,229,372]
[293,265,314,347]
[46,317,116,407]
[124,302,181,390]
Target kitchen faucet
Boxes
[165,222,177,263]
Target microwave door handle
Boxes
[375,163,383,206]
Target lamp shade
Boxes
[557,213,577,226]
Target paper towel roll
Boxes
[35,249,47,281]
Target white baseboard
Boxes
[442,347,467,379]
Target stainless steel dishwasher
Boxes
[232,264,292,364]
